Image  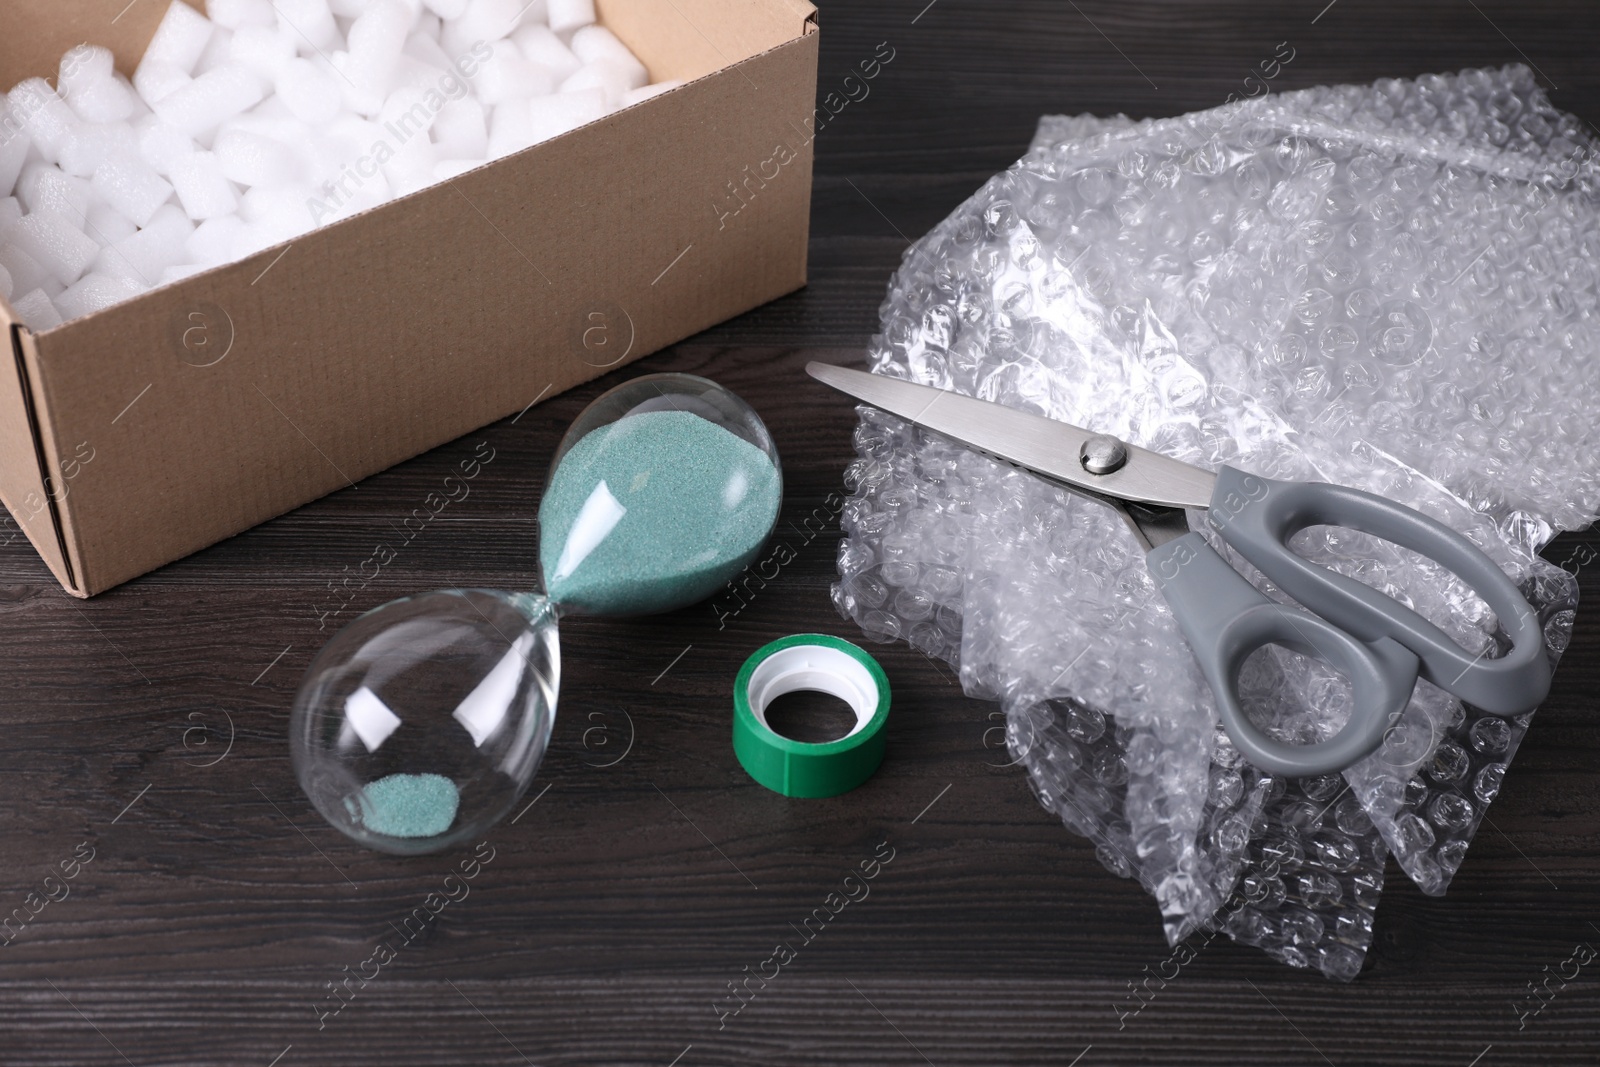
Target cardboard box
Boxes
[0,0,819,596]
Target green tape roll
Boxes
[733,634,890,798]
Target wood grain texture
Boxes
[5,1,1600,1064]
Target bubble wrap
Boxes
[832,65,1588,980]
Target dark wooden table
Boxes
[6,2,1600,1064]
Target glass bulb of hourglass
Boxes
[291,590,558,855]
[538,372,783,616]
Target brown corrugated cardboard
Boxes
[0,0,819,596]
[0,307,74,589]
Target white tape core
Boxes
[746,644,880,741]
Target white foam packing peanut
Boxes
[274,0,341,51]
[0,100,31,195]
[134,61,191,108]
[304,115,381,189]
[416,11,445,39]
[239,181,319,250]
[170,150,239,217]
[59,44,116,98]
[570,26,646,88]
[422,0,470,19]
[527,87,605,142]
[209,0,277,30]
[57,272,145,320]
[19,164,93,219]
[153,65,266,138]
[60,46,139,124]
[58,121,142,178]
[135,117,199,176]
[389,54,455,96]
[161,262,210,284]
[448,0,528,53]
[433,97,488,159]
[9,80,79,163]
[71,75,143,126]
[274,58,343,125]
[0,0,674,329]
[93,153,176,226]
[215,128,302,186]
[145,1,217,74]
[404,30,454,70]
[376,88,439,195]
[11,212,101,286]
[474,40,553,106]
[86,202,139,245]
[546,0,595,35]
[513,25,580,81]
[187,214,245,263]
[12,288,62,330]
[0,244,49,296]
[96,204,194,285]
[559,61,634,110]
[230,25,298,80]
[195,28,238,77]
[484,100,533,160]
[341,0,413,114]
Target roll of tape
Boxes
[733,634,890,798]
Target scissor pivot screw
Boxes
[1079,434,1129,475]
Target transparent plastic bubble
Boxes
[291,374,781,853]
[1468,715,1512,754]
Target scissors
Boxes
[808,363,1551,777]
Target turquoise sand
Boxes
[352,772,460,838]
[539,409,781,616]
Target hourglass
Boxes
[290,374,782,854]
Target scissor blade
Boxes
[807,363,1216,511]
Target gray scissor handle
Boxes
[1206,466,1550,716]
[1148,532,1420,777]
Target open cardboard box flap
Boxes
[0,0,819,596]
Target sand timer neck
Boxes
[510,590,561,623]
